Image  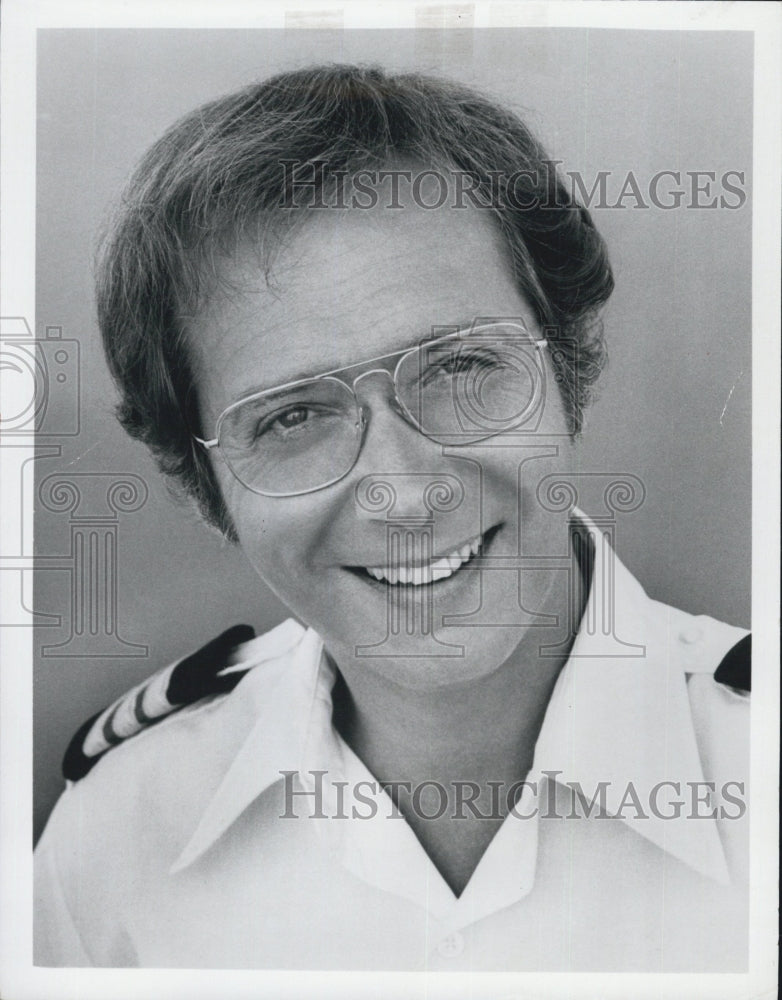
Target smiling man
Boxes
[34,64,750,971]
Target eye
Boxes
[275,406,309,430]
[249,401,349,445]
[255,404,316,438]
[421,348,505,384]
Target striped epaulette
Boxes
[713,633,751,694]
[62,624,256,782]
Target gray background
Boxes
[33,28,752,841]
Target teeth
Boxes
[363,534,484,586]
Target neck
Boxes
[331,572,582,789]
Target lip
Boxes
[342,523,502,588]
[357,532,483,571]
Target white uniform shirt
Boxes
[34,524,749,971]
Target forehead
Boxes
[187,196,537,418]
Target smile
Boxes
[363,534,483,586]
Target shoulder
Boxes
[61,618,306,782]
[643,596,750,683]
[641,592,750,691]
[643,596,750,772]
[34,619,301,963]
[685,626,750,883]
[685,626,750,782]
[41,618,307,871]
[642,601,751,881]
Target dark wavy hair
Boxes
[96,64,614,540]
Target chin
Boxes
[341,626,522,692]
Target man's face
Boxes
[190,191,575,691]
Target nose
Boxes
[348,371,451,521]
[353,369,420,456]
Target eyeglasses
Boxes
[194,321,548,497]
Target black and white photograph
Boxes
[0,2,779,998]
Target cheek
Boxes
[231,499,290,559]
[211,466,280,561]
[221,480,327,590]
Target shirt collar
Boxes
[171,510,731,884]
[170,622,320,873]
[532,512,731,884]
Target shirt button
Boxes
[679,625,703,644]
[436,931,465,958]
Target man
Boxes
[34,64,750,970]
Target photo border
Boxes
[1,2,779,998]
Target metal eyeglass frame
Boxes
[193,321,549,497]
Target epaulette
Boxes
[713,633,751,693]
[62,624,256,782]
